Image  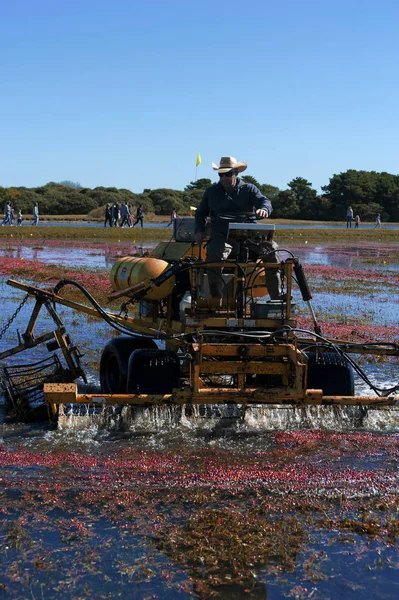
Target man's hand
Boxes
[256,209,269,219]
[195,231,205,243]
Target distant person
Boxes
[354,214,360,229]
[346,206,353,228]
[119,202,130,227]
[17,209,23,226]
[111,202,119,227]
[133,204,144,227]
[104,204,112,227]
[127,204,133,226]
[32,203,39,226]
[167,207,177,227]
[375,214,381,229]
[126,203,132,226]
[1,202,12,226]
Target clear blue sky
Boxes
[1,0,398,193]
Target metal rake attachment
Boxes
[0,355,68,420]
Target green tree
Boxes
[184,179,212,191]
[241,175,261,188]
[272,190,300,219]
[147,189,185,215]
[6,187,20,201]
[260,183,280,201]
[352,202,385,222]
[183,179,211,210]
[375,172,399,221]
[58,180,83,188]
[288,177,320,219]
[320,170,395,220]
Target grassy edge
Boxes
[0,225,398,243]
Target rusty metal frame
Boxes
[0,286,86,382]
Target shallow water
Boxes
[0,240,398,599]
[1,239,398,271]
[0,239,156,269]
[296,289,399,327]
[285,242,399,271]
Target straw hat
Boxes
[212,156,247,174]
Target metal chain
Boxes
[0,294,30,341]
[280,269,286,298]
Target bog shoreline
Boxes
[0,223,398,243]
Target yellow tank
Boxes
[110,257,175,300]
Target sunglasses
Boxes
[219,170,237,178]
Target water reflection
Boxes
[0,240,398,272]
[0,241,157,269]
[291,244,399,270]
[305,289,399,326]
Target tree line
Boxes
[0,169,398,221]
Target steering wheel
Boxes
[218,212,258,223]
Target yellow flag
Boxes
[190,206,197,211]
[196,151,201,167]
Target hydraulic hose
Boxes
[52,279,187,341]
[293,259,322,335]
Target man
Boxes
[195,156,281,299]
[111,202,119,227]
[133,204,144,227]
[167,207,177,227]
[32,203,39,226]
[119,202,130,227]
[104,204,112,227]
[1,202,12,226]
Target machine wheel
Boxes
[127,349,180,394]
[100,336,157,393]
[306,351,355,396]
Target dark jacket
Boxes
[111,203,119,219]
[195,179,272,235]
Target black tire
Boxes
[100,336,157,393]
[306,351,355,396]
[127,349,180,394]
